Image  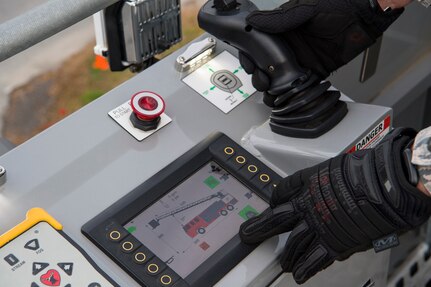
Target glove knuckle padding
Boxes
[297,13,377,70]
[246,0,318,33]
[240,128,431,283]
[246,0,404,78]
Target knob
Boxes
[130,91,165,131]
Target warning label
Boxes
[348,116,391,153]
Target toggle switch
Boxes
[130,91,166,131]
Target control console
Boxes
[82,132,281,287]
[0,208,118,287]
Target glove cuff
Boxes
[376,128,431,227]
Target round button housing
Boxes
[259,174,270,183]
[134,252,147,264]
[224,147,234,155]
[235,156,246,164]
[247,165,258,173]
[147,263,160,274]
[109,231,122,241]
[160,275,172,285]
[131,91,165,121]
[122,241,134,252]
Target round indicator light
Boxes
[248,165,258,173]
[224,147,234,155]
[160,275,172,285]
[131,91,165,121]
[134,252,147,263]
[259,174,270,183]
[109,231,121,241]
[147,263,159,274]
[235,156,246,164]
[122,241,134,251]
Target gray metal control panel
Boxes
[0,35,393,287]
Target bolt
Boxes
[177,56,185,64]
[208,37,215,43]
[268,66,275,72]
[0,165,6,187]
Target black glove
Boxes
[239,128,431,284]
[239,0,404,94]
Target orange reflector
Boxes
[92,55,110,71]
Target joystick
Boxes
[130,91,166,131]
[198,0,348,138]
[213,0,239,11]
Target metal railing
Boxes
[0,0,120,62]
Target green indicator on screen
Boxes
[239,205,259,220]
[204,176,220,189]
[127,226,137,233]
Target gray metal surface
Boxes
[244,103,392,176]
[0,34,394,286]
[0,37,271,286]
[0,0,119,62]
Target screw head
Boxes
[268,66,275,72]
[177,56,185,64]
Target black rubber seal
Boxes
[272,81,332,116]
[270,91,341,124]
[269,101,348,138]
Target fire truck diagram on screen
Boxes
[148,191,238,238]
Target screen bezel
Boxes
[124,159,268,280]
[82,133,276,287]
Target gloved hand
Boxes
[239,128,431,284]
[239,0,404,96]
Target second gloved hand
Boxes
[239,128,431,284]
[239,0,404,103]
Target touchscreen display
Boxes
[124,161,268,279]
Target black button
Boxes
[88,283,101,287]
[24,239,40,251]
[64,284,71,287]
[31,282,40,287]
[57,262,73,276]
[4,254,19,266]
[32,262,49,275]
[133,245,154,265]
[105,222,129,242]
[157,269,180,286]
[146,257,166,276]
[226,154,247,170]
[250,172,271,191]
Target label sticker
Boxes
[108,101,172,141]
[348,116,391,153]
[182,51,256,114]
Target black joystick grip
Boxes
[198,0,308,95]
[214,0,239,11]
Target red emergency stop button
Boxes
[131,91,165,121]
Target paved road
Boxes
[0,0,95,133]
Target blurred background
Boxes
[0,0,205,145]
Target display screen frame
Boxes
[124,160,269,279]
[82,132,280,287]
